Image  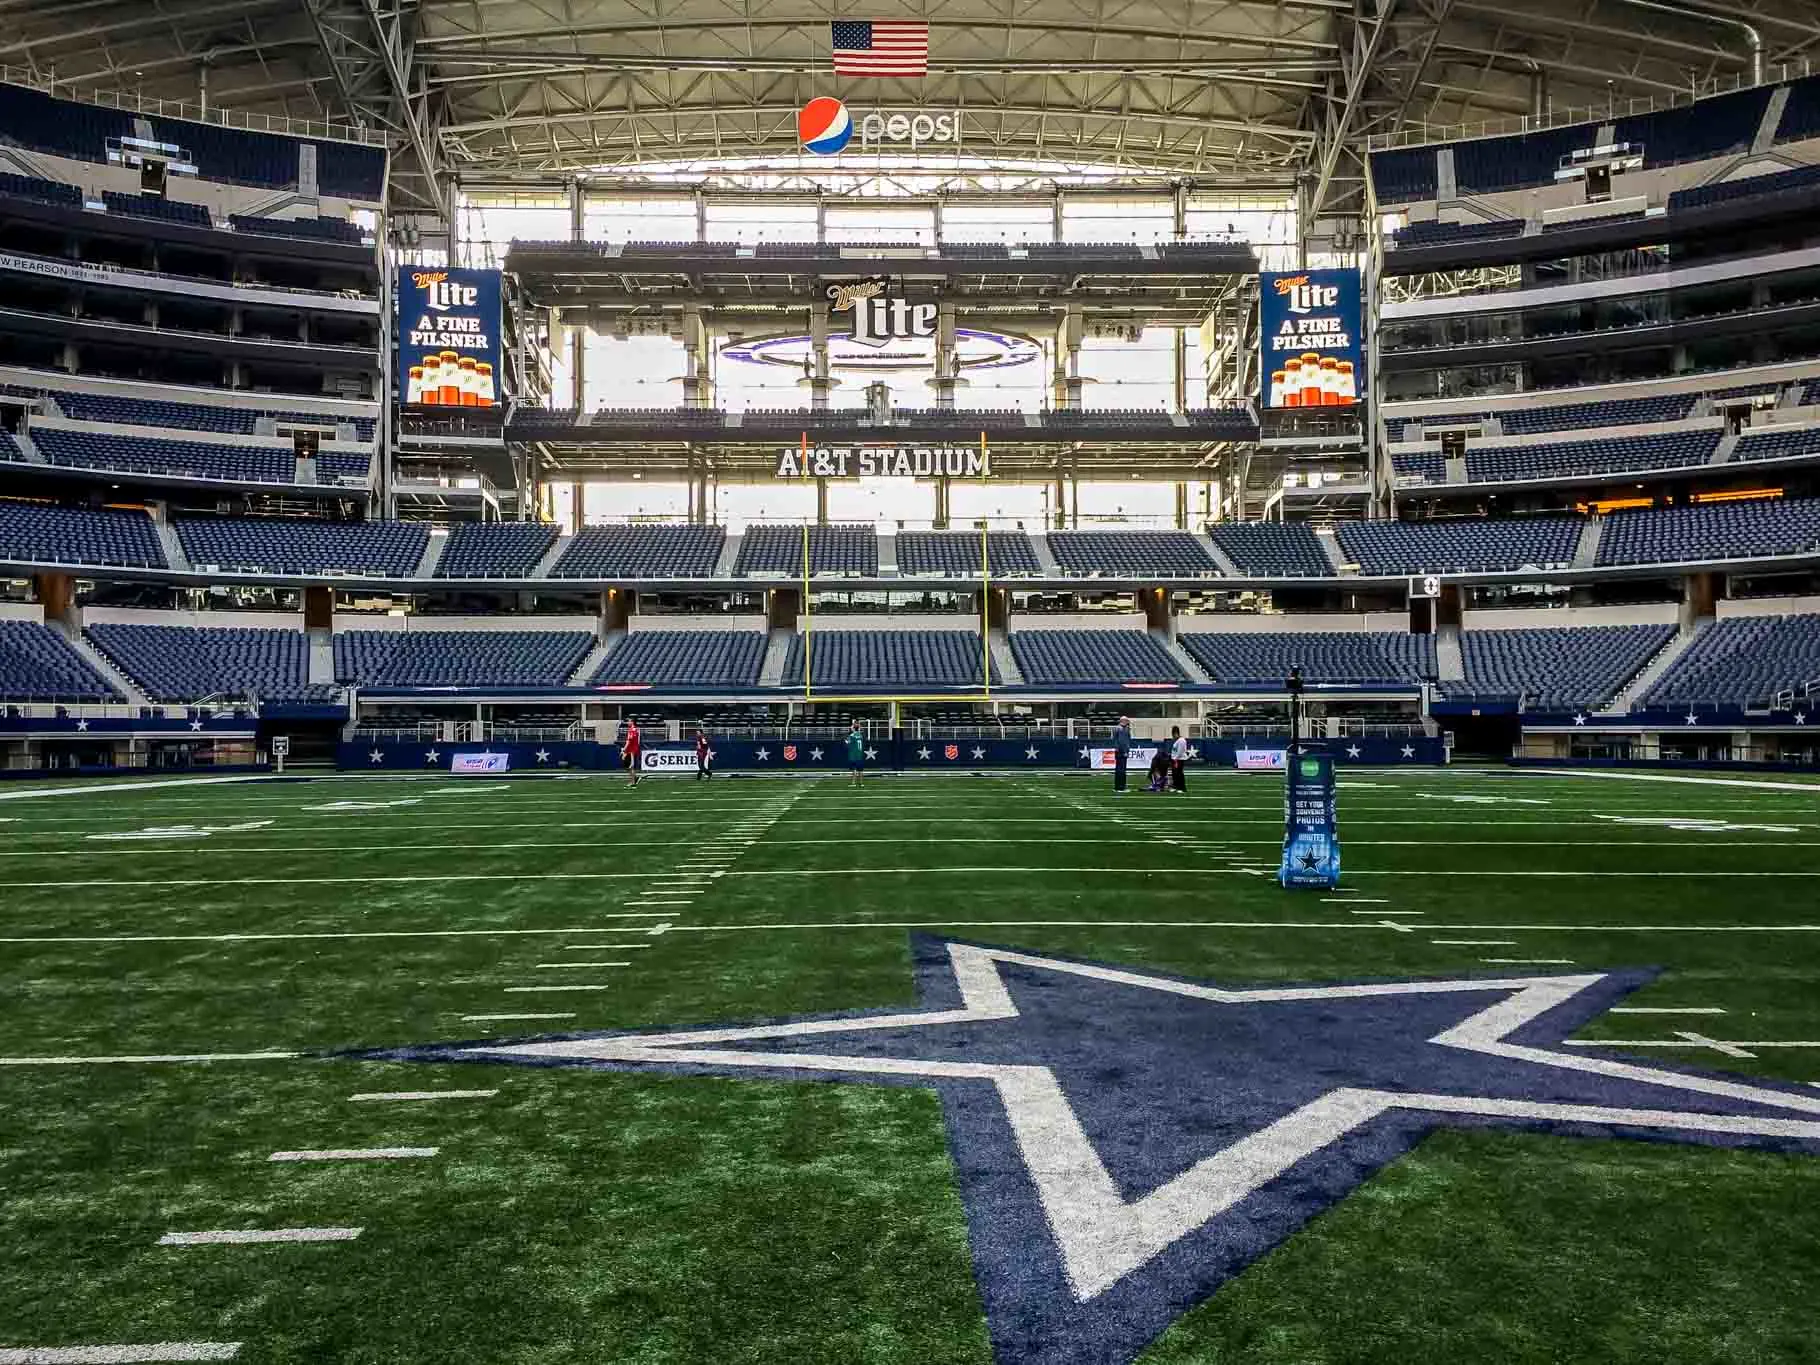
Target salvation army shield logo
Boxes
[374,938,1820,1365]
[783,744,798,762]
[944,743,960,760]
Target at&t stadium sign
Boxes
[776,446,990,479]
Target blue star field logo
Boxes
[375,938,1820,1365]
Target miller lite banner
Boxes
[397,267,503,408]
[1258,269,1363,410]
[828,279,935,348]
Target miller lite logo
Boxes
[1273,274,1339,314]
[829,279,936,348]
[412,270,479,310]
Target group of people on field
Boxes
[616,718,716,786]
[1110,716,1189,795]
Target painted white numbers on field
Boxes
[88,821,274,842]
[1594,815,1801,835]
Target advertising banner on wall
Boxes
[1258,269,1363,409]
[397,267,502,407]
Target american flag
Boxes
[831,20,930,77]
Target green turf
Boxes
[1,768,1818,1362]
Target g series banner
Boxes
[1259,269,1364,410]
[397,267,502,407]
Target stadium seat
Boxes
[1045,531,1218,577]
[736,525,877,577]
[1596,499,1820,566]
[895,531,1041,576]
[550,524,726,578]
[436,523,559,578]
[0,620,119,701]
[1178,631,1435,685]
[593,631,766,689]
[1207,524,1333,577]
[335,630,593,688]
[1337,518,1582,574]
[88,623,332,702]
[0,500,165,568]
[1448,625,1675,709]
[1010,630,1185,685]
[784,630,993,687]
[175,517,427,576]
[1647,615,1820,708]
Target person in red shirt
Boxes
[621,718,642,786]
[695,727,713,781]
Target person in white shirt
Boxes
[1169,726,1189,795]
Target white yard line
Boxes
[1481,957,1576,965]
[158,1228,360,1246]
[459,1013,575,1022]
[0,1345,243,1363]
[0,924,660,945]
[268,1148,437,1161]
[532,961,630,969]
[0,1052,296,1066]
[1608,1006,1727,1015]
[347,1090,499,1102]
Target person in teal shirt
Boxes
[846,722,866,786]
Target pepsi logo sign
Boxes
[798,97,853,155]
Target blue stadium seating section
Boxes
[1010,629,1184,685]
[34,428,295,483]
[316,452,372,482]
[1390,219,1523,249]
[0,83,385,201]
[1647,615,1820,708]
[550,524,725,578]
[1778,76,1820,143]
[229,214,366,245]
[1448,624,1675,709]
[1207,523,1334,577]
[1179,631,1435,685]
[1338,518,1582,574]
[0,83,132,164]
[1668,162,1820,212]
[593,631,765,689]
[1392,451,1449,482]
[737,524,877,576]
[0,501,165,568]
[436,523,558,578]
[87,623,330,702]
[787,630,992,688]
[1732,425,1820,463]
[335,630,593,688]
[1367,146,1439,205]
[0,620,117,701]
[102,191,212,228]
[1389,395,1697,441]
[1614,88,1770,168]
[1046,531,1218,577]
[176,517,427,576]
[1463,430,1719,483]
[30,387,379,443]
[895,531,1041,576]
[1597,498,1820,566]
[1454,126,1596,196]
[0,171,80,206]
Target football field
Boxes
[3,767,1820,1364]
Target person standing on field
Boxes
[1169,725,1189,794]
[1112,716,1131,794]
[846,720,866,787]
[622,717,642,786]
[695,727,712,781]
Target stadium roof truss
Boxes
[0,0,1809,221]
